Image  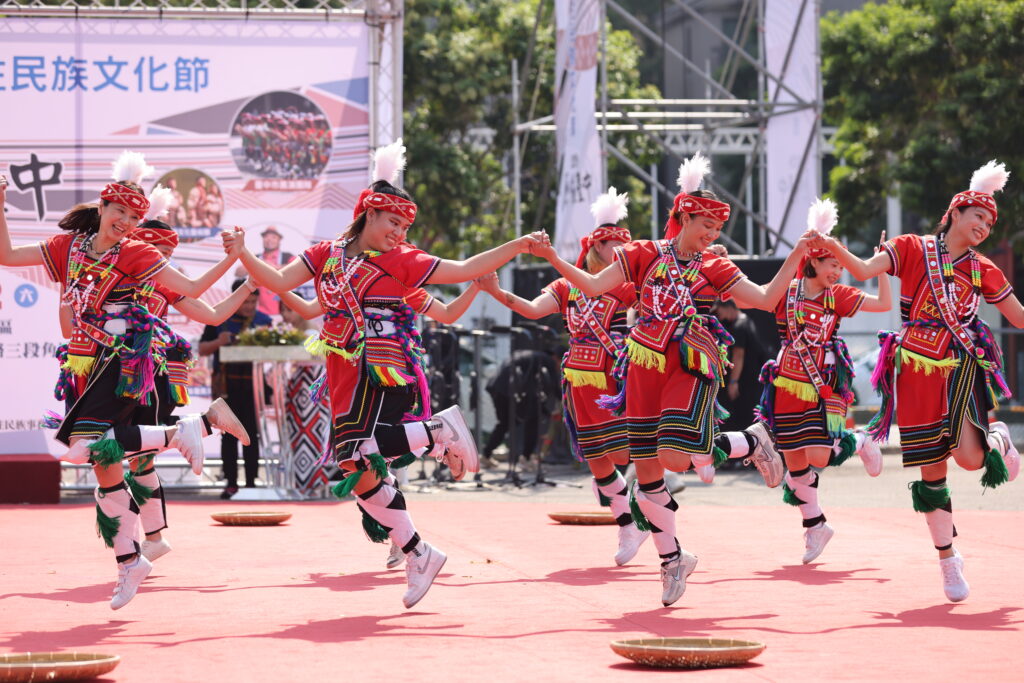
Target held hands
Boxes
[476,272,501,295]
[0,174,7,202]
[523,230,556,260]
[221,226,246,258]
[706,243,728,258]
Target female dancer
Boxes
[278,279,483,571]
[756,199,890,564]
[814,160,1021,602]
[477,187,650,566]
[121,211,268,562]
[228,139,545,608]
[0,153,248,609]
[536,153,812,605]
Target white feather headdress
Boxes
[676,152,712,195]
[806,197,839,236]
[968,160,1009,196]
[372,139,407,185]
[111,150,155,185]
[590,186,629,227]
[145,184,174,222]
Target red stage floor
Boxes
[1,500,1022,681]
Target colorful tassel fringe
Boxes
[563,368,608,389]
[88,439,125,467]
[124,471,154,505]
[980,447,1009,489]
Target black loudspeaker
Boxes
[512,263,565,334]
[729,257,784,358]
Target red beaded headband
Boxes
[942,190,998,226]
[100,182,150,215]
[664,193,731,240]
[354,188,417,223]
[130,226,179,248]
[576,225,632,268]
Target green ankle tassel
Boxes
[124,472,154,505]
[712,446,729,468]
[628,482,651,532]
[910,480,950,513]
[332,471,363,500]
[390,452,417,470]
[981,447,1009,489]
[95,505,121,548]
[829,431,858,467]
[366,452,389,480]
[359,505,390,543]
[782,482,805,506]
[88,438,125,467]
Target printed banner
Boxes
[553,0,603,261]
[764,0,819,255]
[0,17,371,432]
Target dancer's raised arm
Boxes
[425,232,546,284]
[0,177,46,267]
[151,247,239,300]
[729,232,812,310]
[815,233,892,281]
[535,239,626,298]
[173,278,258,326]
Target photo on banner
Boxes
[0,17,371,436]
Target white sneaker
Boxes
[110,555,153,610]
[614,524,650,566]
[206,397,251,446]
[170,415,205,476]
[660,550,698,606]
[695,464,715,484]
[386,541,406,570]
[856,431,883,477]
[432,406,479,481]
[801,522,835,564]
[141,538,172,562]
[743,422,785,488]
[990,421,1019,482]
[939,550,970,602]
[402,542,447,609]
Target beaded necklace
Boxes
[937,234,981,319]
[790,278,835,345]
[649,242,702,321]
[64,234,122,319]
[318,237,381,309]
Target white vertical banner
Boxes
[554,0,602,260]
[765,0,819,255]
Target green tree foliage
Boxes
[404,0,662,258]
[822,0,1024,248]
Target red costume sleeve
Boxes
[542,278,569,313]
[834,284,867,318]
[404,287,434,314]
[300,240,333,276]
[881,234,921,278]
[119,240,168,281]
[980,255,1013,304]
[39,233,74,284]
[702,255,744,295]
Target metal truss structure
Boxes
[515,0,827,255]
[2,0,405,149]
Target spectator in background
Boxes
[198,278,271,499]
[713,298,768,439]
[255,226,294,316]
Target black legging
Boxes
[222,378,260,487]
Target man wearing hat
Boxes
[256,226,294,315]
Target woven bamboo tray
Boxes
[547,510,617,525]
[210,511,292,526]
[610,637,766,668]
[0,652,120,682]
